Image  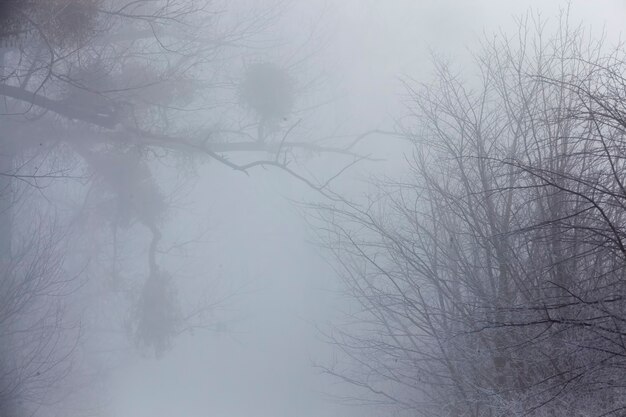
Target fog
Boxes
[2,1,626,417]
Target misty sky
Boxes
[22,1,625,417]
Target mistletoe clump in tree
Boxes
[240,62,295,141]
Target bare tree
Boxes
[317,13,626,417]
[0,1,363,414]
[0,192,82,416]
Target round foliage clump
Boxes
[239,62,295,121]
[132,270,181,357]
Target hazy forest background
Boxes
[2,1,626,417]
